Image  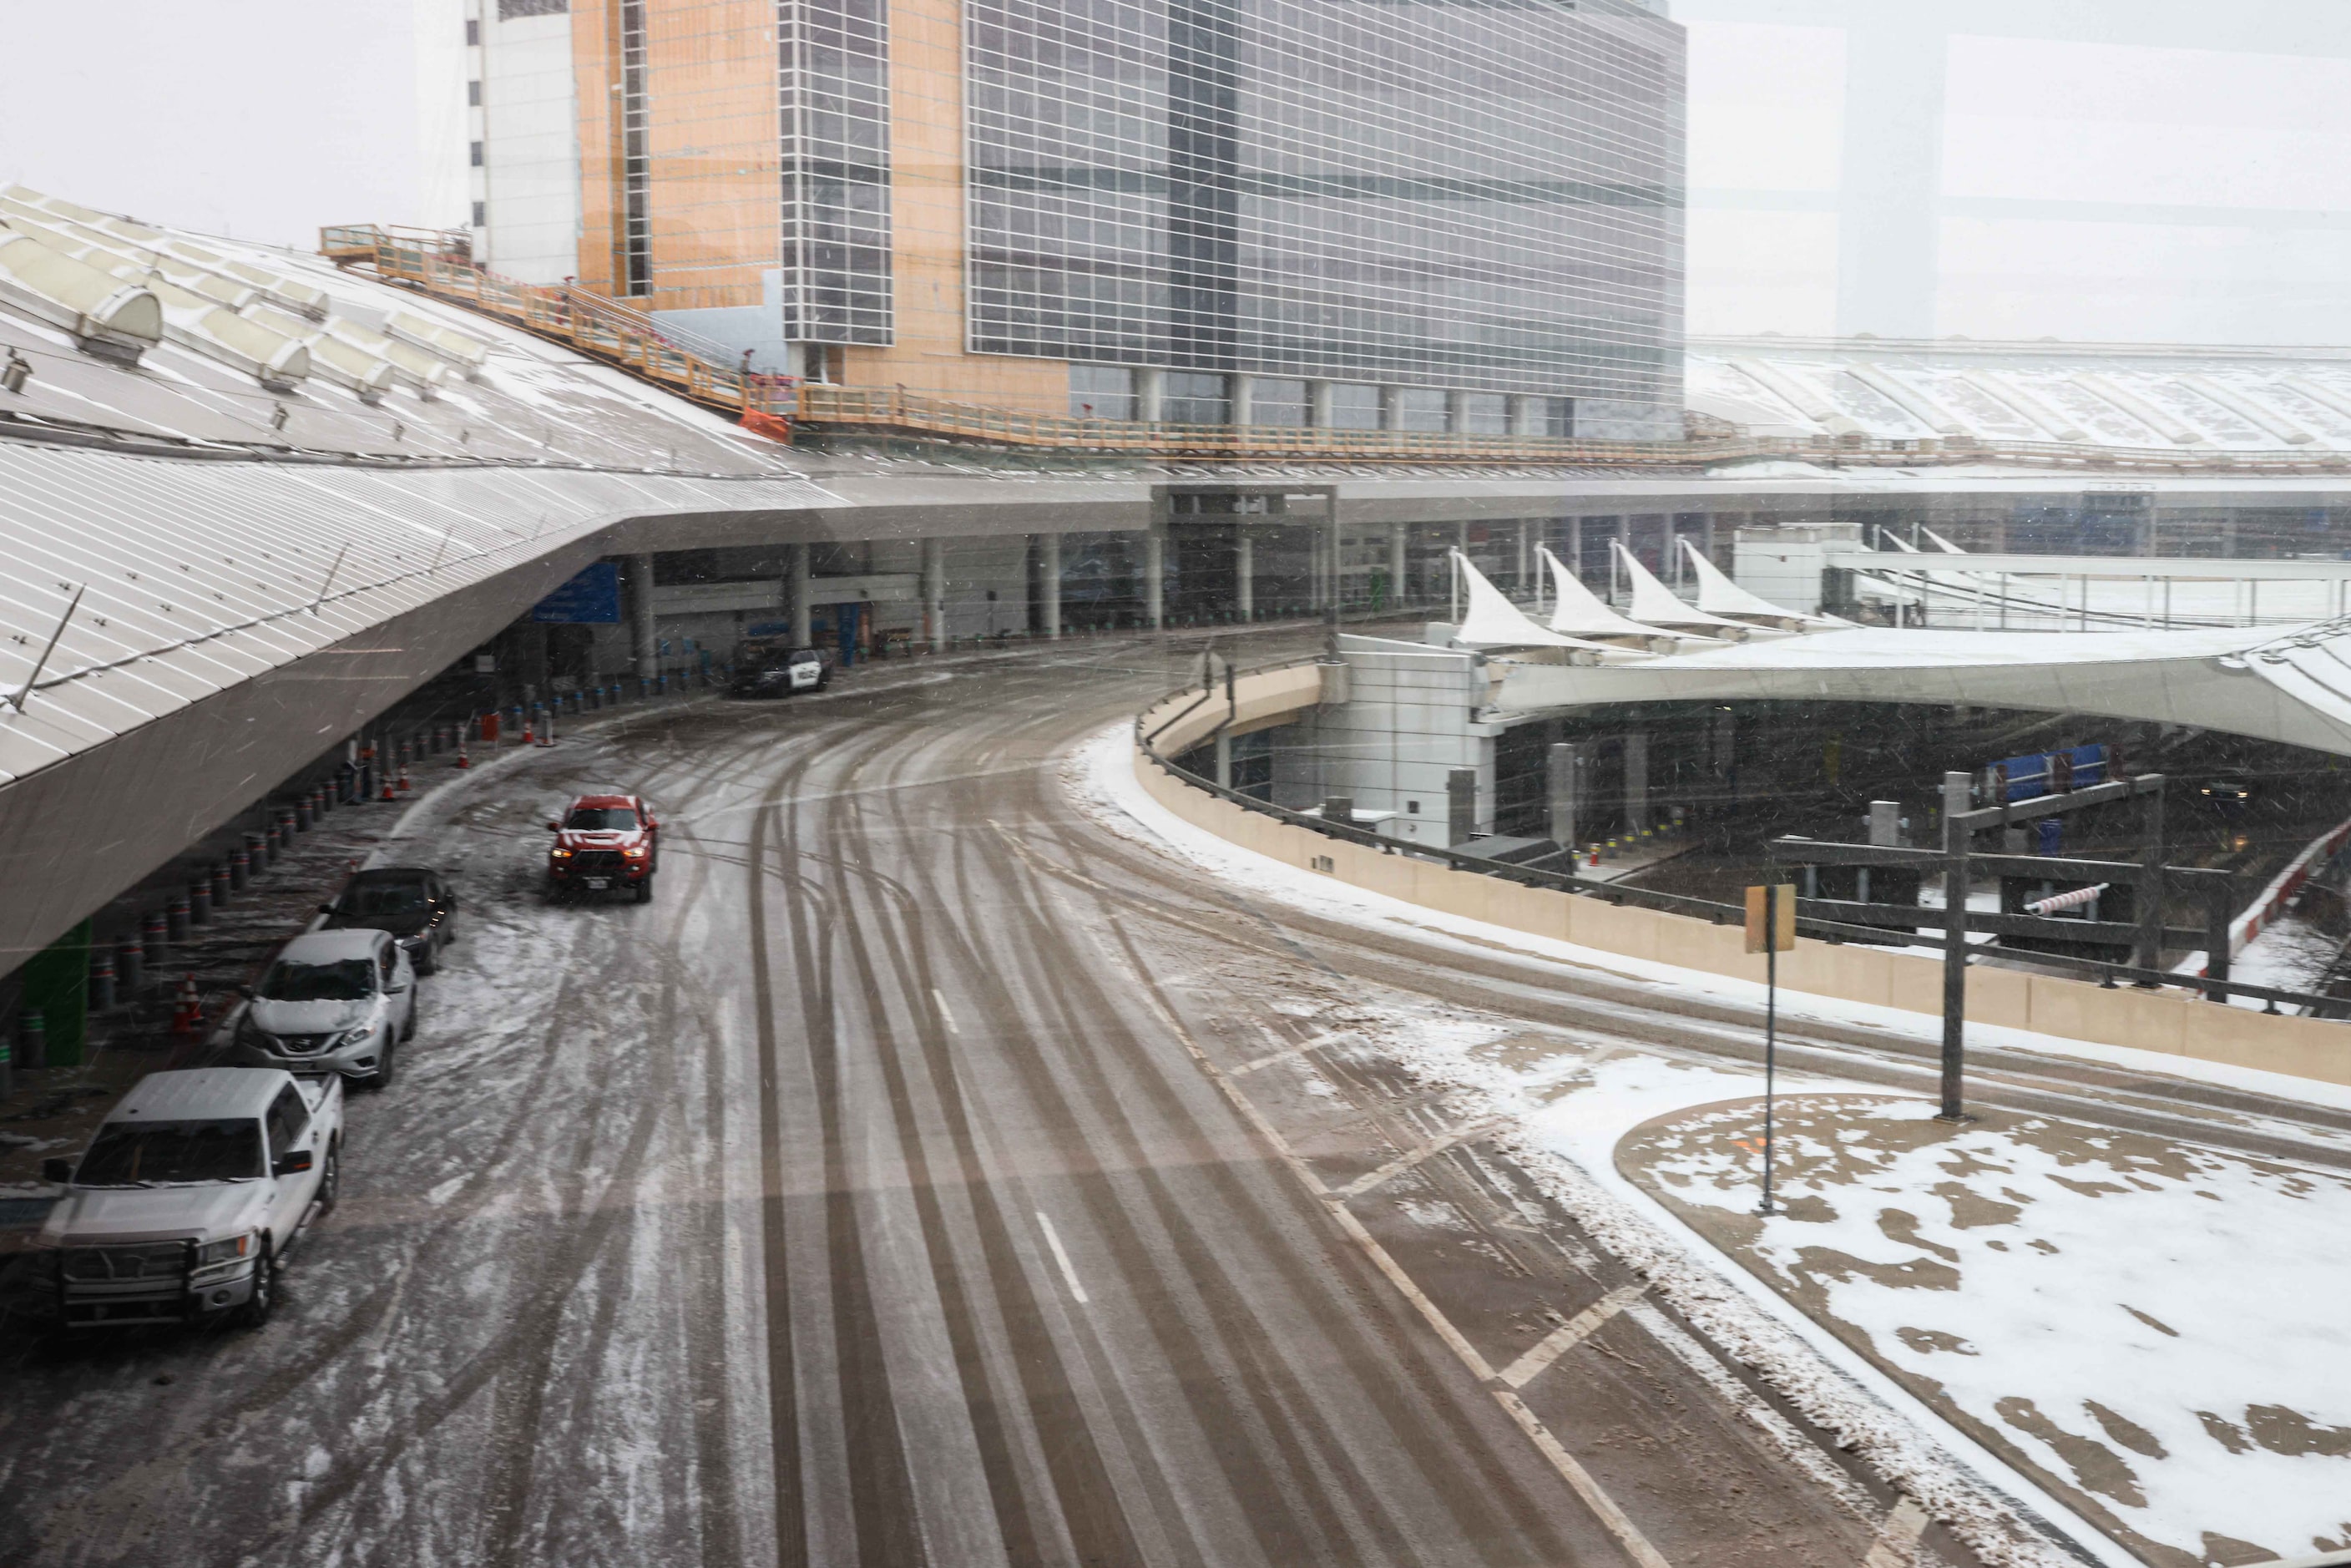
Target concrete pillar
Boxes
[629,553,659,679]
[788,544,812,646]
[1236,530,1255,620]
[1711,709,1735,804]
[1704,512,1719,569]
[1623,731,1651,833]
[1215,732,1232,788]
[1447,766,1479,846]
[1135,368,1165,424]
[1869,800,1900,847]
[1568,516,1583,583]
[1509,394,1541,438]
[1515,521,1530,594]
[1041,532,1062,639]
[1379,385,1405,432]
[1230,375,1254,427]
[1307,380,1334,428]
[922,537,947,651]
[1325,502,1343,615]
[1388,523,1408,608]
[1547,741,1590,853]
[1145,529,1165,630]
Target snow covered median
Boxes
[1620,1095,2351,1566]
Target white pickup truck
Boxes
[25,1068,341,1329]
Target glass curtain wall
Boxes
[963,0,1684,418]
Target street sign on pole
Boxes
[1745,883,1794,1215]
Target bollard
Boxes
[247,830,270,873]
[166,896,190,943]
[187,880,210,926]
[313,786,329,819]
[294,795,312,832]
[281,811,298,847]
[230,847,252,890]
[0,1029,11,1103]
[88,948,117,1014]
[18,1007,44,1073]
[264,821,283,858]
[211,862,232,908]
[119,937,144,998]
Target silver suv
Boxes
[231,928,417,1087]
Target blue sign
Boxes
[1986,744,2106,804]
[532,563,621,624]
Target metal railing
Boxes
[318,226,796,422]
[1135,665,2344,1015]
[322,226,2351,473]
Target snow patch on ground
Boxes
[1633,1096,2351,1564]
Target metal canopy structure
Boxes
[1490,620,2351,759]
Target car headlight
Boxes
[196,1234,252,1267]
[624,843,649,859]
[550,847,572,859]
[332,1024,378,1049]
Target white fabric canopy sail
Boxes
[1449,551,1615,656]
[1537,546,1709,647]
[1611,540,1767,639]
[1679,538,1848,630]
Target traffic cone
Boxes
[170,975,202,1035]
[397,763,412,795]
[522,721,535,745]
[380,774,396,802]
[455,740,470,769]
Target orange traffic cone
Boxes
[381,776,396,801]
[397,764,412,795]
[170,975,202,1034]
[454,741,470,769]
[522,722,535,746]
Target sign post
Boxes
[1745,882,1795,1215]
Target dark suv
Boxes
[318,867,458,974]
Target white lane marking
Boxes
[1861,1495,1929,1568]
[1100,957,1675,1568]
[1336,1117,1512,1199]
[933,988,960,1036]
[1625,1302,1882,1524]
[1035,1211,1090,1304]
[1231,1028,1358,1075]
[1498,1284,1646,1389]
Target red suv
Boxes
[545,793,660,903]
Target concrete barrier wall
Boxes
[1133,676,2351,1090]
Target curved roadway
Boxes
[11,630,2351,1568]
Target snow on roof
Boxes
[278,928,390,963]
[110,1067,286,1121]
[1690,336,2351,458]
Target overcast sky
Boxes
[5,1,2349,346]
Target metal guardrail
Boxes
[319,228,2351,472]
[318,225,796,423]
[1135,665,2344,1015]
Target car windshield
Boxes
[565,807,637,829]
[76,1119,263,1185]
[258,958,376,1000]
[341,883,428,916]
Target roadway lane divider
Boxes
[1496,1284,1646,1390]
[1034,1211,1090,1304]
[1089,911,1677,1568]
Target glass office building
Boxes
[964,0,1685,435]
[565,0,1684,432]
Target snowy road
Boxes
[8,631,2349,1568]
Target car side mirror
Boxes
[318,903,336,915]
[547,822,561,832]
[272,1149,314,1177]
[236,984,255,999]
[43,1157,71,1184]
